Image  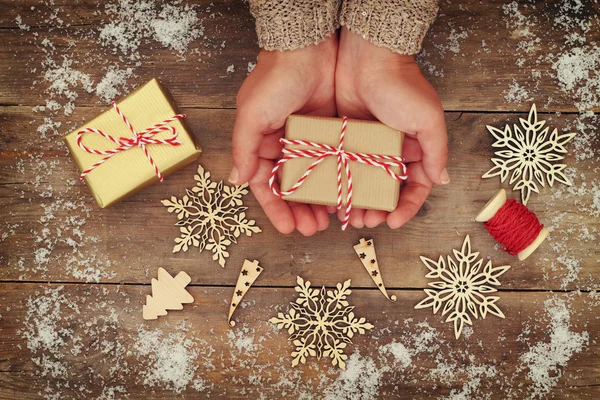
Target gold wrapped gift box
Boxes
[63,79,202,208]
[280,115,404,212]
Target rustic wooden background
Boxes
[0,1,599,399]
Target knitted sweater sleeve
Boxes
[248,0,341,51]
[340,0,439,55]
[248,0,438,55]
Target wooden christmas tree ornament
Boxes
[353,238,396,302]
[228,259,264,327]
[476,188,548,261]
[143,268,194,320]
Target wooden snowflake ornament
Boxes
[482,104,576,205]
[353,238,396,302]
[143,268,194,320]
[269,276,374,370]
[228,259,263,327]
[162,164,261,268]
[414,236,510,339]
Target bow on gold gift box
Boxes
[63,79,202,208]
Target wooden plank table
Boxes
[1,1,599,399]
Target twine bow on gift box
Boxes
[76,102,186,181]
[269,116,409,230]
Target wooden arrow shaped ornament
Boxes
[354,238,397,302]
[228,259,264,326]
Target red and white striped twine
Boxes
[269,116,408,230]
[76,102,185,181]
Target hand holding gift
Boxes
[229,35,339,236]
[335,29,450,230]
[231,30,449,234]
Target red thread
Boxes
[269,116,408,230]
[76,102,185,181]
[484,199,543,256]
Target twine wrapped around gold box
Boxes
[63,79,202,208]
[270,115,407,230]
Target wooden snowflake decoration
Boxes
[415,236,510,339]
[162,164,261,268]
[269,276,374,370]
[482,104,576,205]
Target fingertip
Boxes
[278,225,295,235]
[422,162,449,186]
[440,168,450,185]
[228,166,240,185]
[339,208,365,229]
[248,159,295,235]
[310,205,330,231]
[386,217,405,230]
[274,216,295,235]
[290,203,318,236]
[364,210,387,228]
[231,147,258,185]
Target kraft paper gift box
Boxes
[63,79,202,208]
[280,115,405,211]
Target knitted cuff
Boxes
[340,0,438,55]
[250,0,341,52]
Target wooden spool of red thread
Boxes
[475,189,549,261]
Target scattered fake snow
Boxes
[324,352,383,400]
[553,45,600,112]
[95,66,134,103]
[519,298,589,399]
[20,286,79,378]
[5,0,599,398]
[100,0,204,58]
[134,327,206,394]
[6,0,220,283]
[505,80,533,104]
[15,285,595,398]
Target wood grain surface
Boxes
[0,1,599,399]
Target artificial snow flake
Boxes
[162,164,261,268]
[482,104,576,205]
[269,276,374,370]
[414,236,510,339]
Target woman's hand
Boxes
[335,28,449,229]
[230,35,338,236]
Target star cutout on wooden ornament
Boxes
[228,260,264,327]
[269,276,374,370]
[482,104,576,205]
[162,164,262,268]
[415,235,510,339]
[353,238,397,302]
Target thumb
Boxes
[230,108,268,185]
[415,109,450,185]
[370,77,449,185]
